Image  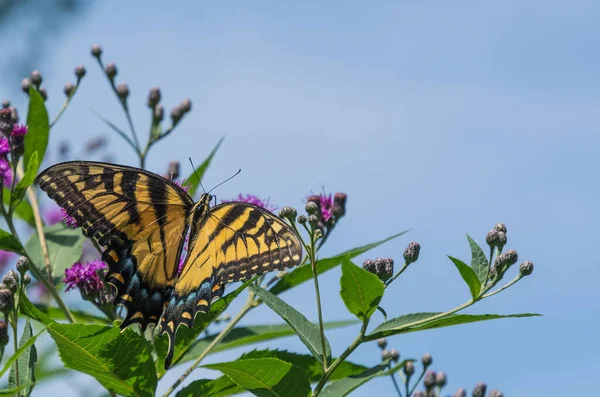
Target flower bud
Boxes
[403,361,415,377]
[21,78,32,94]
[497,231,507,249]
[485,229,499,248]
[362,259,376,273]
[116,83,129,99]
[180,98,192,113]
[435,371,447,387]
[104,63,117,79]
[494,223,507,233]
[519,260,534,276]
[279,206,297,222]
[377,338,387,350]
[424,370,436,390]
[75,64,86,79]
[421,352,432,367]
[307,214,319,227]
[30,70,42,88]
[0,108,12,136]
[404,241,421,265]
[453,388,466,397]
[472,382,487,397]
[305,201,318,215]
[153,104,164,122]
[0,321,8,347]
[39,88,48,101]
[1,100,9,109]
[388,348,399,362]
[2,270,19,292]
[22,274,31,286]
[375,257,394,281]
[297,215,307,225]
[64,82,75,97]
[148,87,161,108]
[413,392,425,397]
[488,389,503,397]
[9,107,19,123]
[314,229,323,239]
[16,256,29,274]
[170,105,183,124]
[0,289,14,314]
[91,44,102,58]
[332,193,347,218]
[504,249,518,267]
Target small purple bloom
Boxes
[61,208,78,228]
[174,179,190,193]
[0,138,9,156]
[317,193,334,222]
[0,250,12,272]
[223,194,276,212]
[64,260,107,295]
[0,158,12,186]
[11,124,27,137]
[44,207,64,225]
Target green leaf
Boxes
[0,384,33,397]
[467,234,489,288]
[319,362,390,397]
[155,279,253,373]
[186,137,224,197]
[32,304,110,324]
[9,319,38,397]
[3,188,35,227]
[366,312,542,340]
[0,228,24,254]
[269,230,408,295]
[340,260,384,320]
[11,151,38,209]
[20,295,156,397]
[250,284,330,364]
[180,320,356,364]
[24,87,49,176]
[176,376,243,397]
[0,328,43,379]
[24,223,85,283]
[205,358,311,397]
[448,256,481,300]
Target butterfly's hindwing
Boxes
[36,161,194,330]
[159,201,302,368]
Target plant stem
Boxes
[385,262,409,288]
[50,82,80,128]
[481,275,521,299]
[11,311,19,389]
[308,233,328,371]
[313,319,368,396]
[408,368,426,396]
[162,293,255,397]
[390,373,403,396]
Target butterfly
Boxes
[36,161,303,368]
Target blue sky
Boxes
[2,1,599,396]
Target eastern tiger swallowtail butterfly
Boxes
[36,161,303,368]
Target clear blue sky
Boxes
[2,1,599,396]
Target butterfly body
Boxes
[36,161,302,368]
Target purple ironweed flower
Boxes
[0,138,9,156]
[61,208,78,228]
[223,194,276,212]
[64,260,107,296]
[0,157,12,186]
[46,206,77,228]
[173,179,190,193]
[316,193,334,222]
[11,124,27,136]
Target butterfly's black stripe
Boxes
[207,205,247,243]
[219,208,260,254]
[121,171,141,225]
[148,176,169,275]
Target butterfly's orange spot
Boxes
[211,284,221,293]
[262,262,270,268]
[292,255,300,261]
[112,273,125,284]
[197,299,208,307]
[283,256,290,262]
[181,312,192,320]
[121,294,133,302]
[167,321,174,332]
[130,312,144,320]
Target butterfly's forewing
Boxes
[160,201,302,368]
[36,161,194,330]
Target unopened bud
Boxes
[64,82,75,96]
[485,229,499,248]
[519,260,534,276]
[403,361,415,377]
[307,214,319,227]
[104,63,117,79]
[148,87,161,108]
[435,371,447,387]
[21,78,32,94]
[472,382,487,397]
[424,370,436,390]
[116,83,129,99]
[404,242,421,265]
[494,223,507,233]
[22,274,30,286]
[0,109,12,135]
[180,98,192,113]
[305,201,318,215]
[332,192,347,218]
[0,321,7,347]
[504,249,518,267]
[91,44,102,58]
[297,215,307,225]
[421,352,432,367]
[9,107,18,123]
[497,231,507,249]
[366,257,393,282]
[488,390,503,397]
[170,106,183,124]
[0,289,13,314]
[377,338,387,350]
[413,392,425,397]
[30,70,42,88]
[453,388,466,397]
[2,270,18,292]
[388,348,399,362]
[39,88,48,101]
[74,65,86,79]
[16,256,29,274]
[279,206,297,222]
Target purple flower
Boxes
[0,250,13,272]
[223,194,276,212]
[64,260,107,295]
[317,193,334,222]
[61,208,78,228]
[173,179,190,193]
[11,124,27,137]
[45,207,78,228]
[0,158,12,186]
[0,138,9,156]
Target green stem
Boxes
[313,319,368,396]
[384,262,409,288]
[50,82,80,128]
[481,275,521,299]
[405,375,410,397]
[390,372,403,396]
[161,292,255,397]
[309,232,328,371]
[408,367,426,396]
[11,311,19,389]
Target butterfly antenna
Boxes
[188,157,206,194]
[208,169,241,194]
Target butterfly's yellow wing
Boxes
[36,161,193,330]
[160,199,303,368]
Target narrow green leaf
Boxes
[250,284,331,364]
[24,87,49,175]
[340,260,384,320]
[155,279,253,373]
[319,362,390,397]
[205,358,311,397]
[186,137,224,197]
[467,234,489,288]
[20,295,156,397]
[9,319,37,397]
[180,320,356,364]
[24,223,85,283]
[448,256,481,300]
[32,304,110,324]
[269,230,408,295]
[11,152,38,209]
[0,228,24,254]
[366,312,542,340]
[0,328,43,379]
[176,376,243,397]
[3,188,35,227]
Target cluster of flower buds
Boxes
[486,223,508,252]
[21,70,48,101]
[170,98,192,126]
[0,100,18,125]
[0,106,29,175]
[376,338,400,362]
[64,65,87,98]
[305,192,347,235]
[362,258,394,282]
[485,223,534,286]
